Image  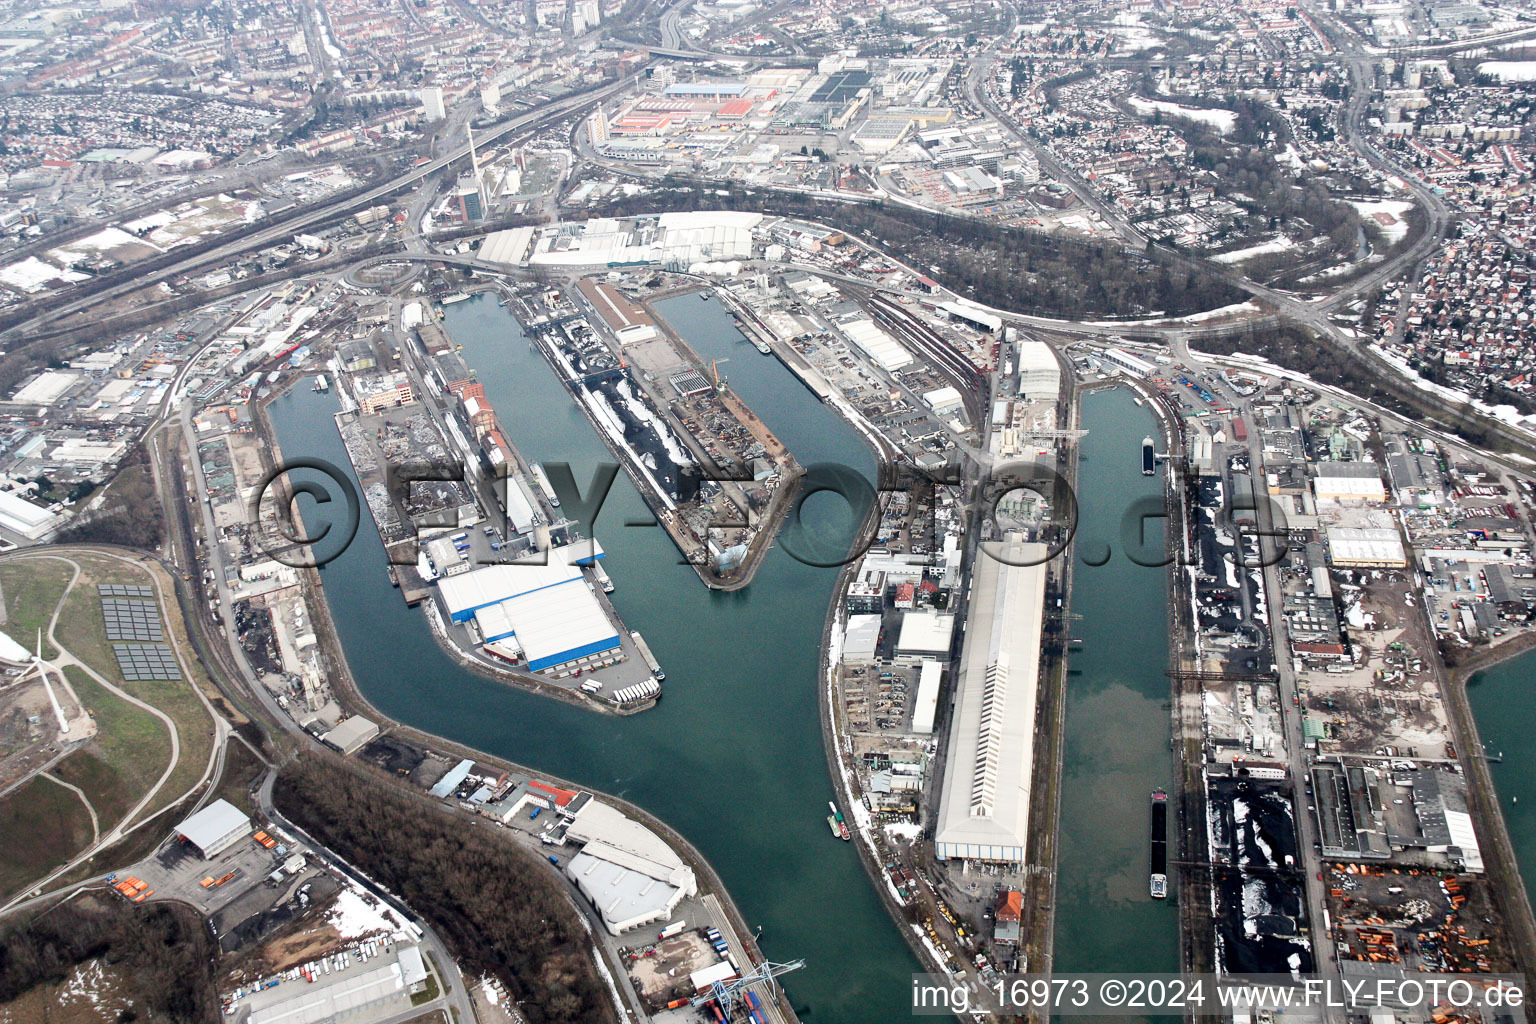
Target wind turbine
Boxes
[12,629,71,737]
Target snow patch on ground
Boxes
[1212,237,1295,264]
[1172,300,1261,323]
[1125,97,1238,133]
[1109,25,1166,51]
[616,380,694,470]
[1348,198,1414,243]
[50,226,162,259]
[0,256,84,293]
[327,887,400,939]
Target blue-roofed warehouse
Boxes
[436,557,621,673]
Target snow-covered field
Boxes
[1212,237,1295,264]
[49,226,163,262]
[1348,198,1414,244]
[1109,25,1166,51]
[1126,97,1238,134]
[0,256,86,293]
[1477,60,1536,81]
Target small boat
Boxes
[829,800,850,841]
[756,341,771,354]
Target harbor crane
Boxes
[692,959,805,1021]
[1014,427,1089,441]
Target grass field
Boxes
[49,751,130,837]
[0,560,72,660]
[52,665,173,830]
[50,552,216,826]
[0,774,95,899]
[51,789,202,893]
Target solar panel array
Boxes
[102,598,164,642]
[113,643,181,681]
[98,584,152,598]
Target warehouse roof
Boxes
[934,540,1047,863]
[0,490,59,535]
[839,318,913,371]
[322,716,378,753]
[477,226,535,266]
[1327,527,1407,566]
[246,947,424,1024]
[566,852,684,933]
[567,800,694,888]
[842,614,881,663]
[175,799,250,850]
[896,609,954,656]
[492,580,621,671]
[911,660,943,735]
[438,561,582,619]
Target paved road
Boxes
[0,74,640,346]
[255,771,480,1024]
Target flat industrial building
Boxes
[322,716,380,755]
[1326,526,1408,568]
[477,226,535,265]
[438,560,621,671]
[0,489,61,540]
[841,614,881,663]
[241,945,428,1024]
[911,660,943,735]
[565,800,697,935]
[175,799,252,859]
[840,318,913,371]
[934,540,1047,864]
[1015,340,1061,400]
[895,609,955,662]
[1313,462,1387,503]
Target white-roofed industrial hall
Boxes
[174,798,252,858]
[564,800,697,934]
[934,539,1047,864]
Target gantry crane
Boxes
[692,959,805,1022]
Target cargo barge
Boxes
[1142,435,1156,475]
[629,630,664,680]
[530,462,560,507]
[1150,789,1168,899]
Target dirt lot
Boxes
[1302,573,1451,758]
[0,680,61,790]
[627,931,719,1002]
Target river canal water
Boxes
[268,296,1185,1019]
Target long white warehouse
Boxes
[934,539,1047,864]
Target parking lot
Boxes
[122,827,301,916]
